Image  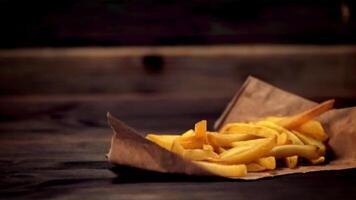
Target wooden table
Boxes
[1,46,356,199]
[1,94,356,200]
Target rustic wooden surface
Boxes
[1,94,356,199]
[1,45,356,100]
[1,1,356,47]
[1,46,356,199]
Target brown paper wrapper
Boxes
[107,76,356,180]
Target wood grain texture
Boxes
[1,46,356,57]
[1,95,356,199]
[1,46,356,100]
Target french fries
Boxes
[216,136,276,164]
[145,100,332,178]
[276,99,334,129]
[194,161,247,177]
[269,145,320,160]
[246,163,266,172]
[285,156,298,168]
[146,134,179,151]
[257,156,276,170]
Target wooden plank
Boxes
[1,94,356,199]
[0,94,227,132]
[1,46,356,98]
[1,45,356,58]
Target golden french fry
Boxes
[285,155,298,168]
[147,112,329,178]
[310,156,325,165]
[219,146,251,159]
[246,163,266,172]
[195,120,208,142]
[256,156,276,170]
[260,117,325,142]
[182,129,194,137]
[207,132,257,147]
[231,138,268,148]
[178,136,204,149]
[194,161,247,178]
[277,99,334,129]
[277,132,288,145]
[183,149,219,161]
[284,130,304,145]
[222,124,279,138]
[219,123,244,133]
[216,136,277,164]
[292,131,326,154]
[295,120,327,141]
[146,134,179,151]
[256,120,304,145]
[203,144,214,151]
[171,138,219,161]
[171,138,185,155]
[269,144,321,160]
[217,146,227,154]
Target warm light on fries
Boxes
[145,100,333,178]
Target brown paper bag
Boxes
[107,76,356,180]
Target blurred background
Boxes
[1,0,356,131]
[1,0,356,47]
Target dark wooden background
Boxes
[1,0,356,47]
[1,1,356,199]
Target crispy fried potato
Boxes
[146,134,179,151]
[269,145,321,160]
[195,120,208,143]
[203,144,214,151]
[256,120,304,145]
[217,146,227,154]
[285,156,298,168]
[216,136,277,164]
[182,129,194,137]
[277,99,334,129]
[171,138,219,161]
[194,161,247,177]
[310,156,325,165]
[222,124,279,138]
[296,120,327,141]
[219,146,251,159]
[147,108,329,178]
[219,123,244,133]
[178,136,204,149]
[277,132,288,145]
[183,149,219,161]
[284,130,304,145]
[246,163,266,172]
[292,131,326,154]
[208,132,257,147]
[257,156,276,170]
[231,138,268,148]
[171,138,185,155]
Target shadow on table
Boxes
[110,163,356,184]
[110,164,235,184]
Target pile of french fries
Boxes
[146,100,334,178]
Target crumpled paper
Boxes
[107,76,356,180]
